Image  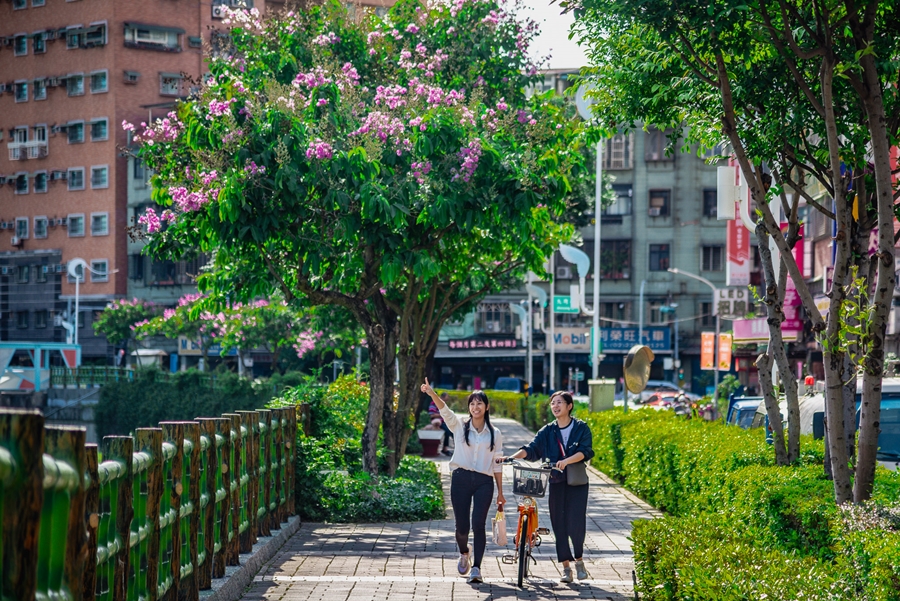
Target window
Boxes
[33,0,45,6]
[67,168,85,191]
[15,174,29,195]
[649,244,670,272]
[15,81,28,102]
[35,310,48,329]
[648,189,671,217]
[13,0,26,9]
[68,214,85,236]
[702,144,726,160]
[703,189,717,218]
[14,127,28,144]
[601,302,630,323]
[90,260,108,282]
[34,217,48,238]
[159,73,183,96]
[36,266,47,283]
[14,34,28,56]
[600,240,631,279]
[33,33,46,54]
[17,265,30,284]
[67,122,85,144]
[188,36,202,48]
[90,70,108,93]
[475,302,515,335]
[645,127,673,162]
[124,25,182,51]
[90,166,108,189]
[66,26,83,49]
[133,158,146,180]
[91,212,109,235]
[17,312,29,329]
[33,79,47,100]
[604,133,633,170]
[124,71,140,85]
[90,119,108,141]
[34,172,47,193]
[701,302,714,327]
[84,24,106,47]
[33,125,46,143]
[67,74,85,96]
[16,218,29,238]
[702,245,724,271]
[605,184,633,216]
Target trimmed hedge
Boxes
[581,409,900,600]
[437,389,553,431]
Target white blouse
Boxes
[440,405,503,477]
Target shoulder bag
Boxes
[558,428,589,486]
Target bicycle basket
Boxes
[512,465,550,498]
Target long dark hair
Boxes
[463,390,495,451]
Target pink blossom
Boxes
[306,139,334,160]
[244,161,266,175]
[163,308,176,320]
[122,120,136,132]
[179,293,203,307]
[313,31,340,46]
[405,24,419,34]
[208,98,234,117]
[451,139,482,183]
[138,207,162,233]
[411,160,432,185]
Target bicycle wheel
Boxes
[517,514,529,588]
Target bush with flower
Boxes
[93,298,160,366]
[130,0,586,473]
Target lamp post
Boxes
[660,303,679,381]
[67,258,117,347]
[668,268,719,401]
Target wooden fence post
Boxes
[194,419,216,589]
[270,409,285,525]
[235,411,258,547]
[195,418,225,581]
[299,403,311,437]
[222,414,245,558]
[0,409,44,601]
[43,426,88,601]
[178,422,200,601]
[102,435,134,601]
[285,406,297,516]
[159,423,185,601]
[256,410,272,538]
[83,444,99,601]
[134,428,163,601]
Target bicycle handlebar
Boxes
[498,458,560,472]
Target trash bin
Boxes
[588,379,615,412]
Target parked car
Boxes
[750,378,900,471]
[492,377,524,393]
[725,396,763,429]
[639,380,701,403]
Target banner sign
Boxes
[727,217,751,286]
[553,328,591,351]
[781,223,804,334]
[597,327,670,353]
[700,332,715,369]
[718,333,733,370]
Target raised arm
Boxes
[421,378,459,430]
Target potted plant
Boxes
[416,413,445,457]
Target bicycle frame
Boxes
[513,496,540,549]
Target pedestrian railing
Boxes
[0,405,296,601]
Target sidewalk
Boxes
[243,416,658,601]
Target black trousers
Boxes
[548,481,589,563]
[450,469,494,568]
[441,422,453,448]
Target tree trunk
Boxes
[853,50,896,503]
[361,322,390,475]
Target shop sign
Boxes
[716,288,750,320]
[448,338,518,350]
[700,332,715,369]
[552,328,591,351]
[718,333,733,370]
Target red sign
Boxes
[782,224,804,335]
[727,163,751,286]
[718,333,733,371]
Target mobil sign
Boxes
[553,328,591,351]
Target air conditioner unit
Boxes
[59,219,68,227]
[11,236,22,247]
[55,264,64,273]
[648,207,662,217]
[556,266,572,279]
[50,170,67,181]
[0,267,9,275]
[42,265,50,274]
[0,222,6,230]
[212,4,227,18]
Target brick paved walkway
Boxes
[243,417,658,601]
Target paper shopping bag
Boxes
[492,511,508,546]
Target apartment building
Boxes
[0,0,279,361]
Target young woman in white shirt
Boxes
[421,378,505,584]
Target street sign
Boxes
[573,370,585,381]
[553,296,579,314]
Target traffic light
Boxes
[678,368,684,382]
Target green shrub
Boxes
[437,389,552,430]
[96,367,275,436]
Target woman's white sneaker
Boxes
[559,567,574,583]
[467,566,483,583]
[575,559,589,580]
[457,553,470,576]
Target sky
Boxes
[523,0,588,70]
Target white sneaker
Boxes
[559,567,574,583]
[575,559,589,580]
[467,566,483,583]
[457,553,470,576]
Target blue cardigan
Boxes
[519,418,594,481]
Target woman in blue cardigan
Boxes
[497,391,594,583]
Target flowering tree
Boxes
[135,293,222,370]
[131,0,586,473]
[93,299,159,366]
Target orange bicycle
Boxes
[499,459,556,588]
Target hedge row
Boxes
[581,410,900,600]
[437,389,554,431]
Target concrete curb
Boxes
[200,515,302,601]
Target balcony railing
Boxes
[8,141,48,161]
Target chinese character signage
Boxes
[447,338,519,350]
[718,333,733,370]
[553,296,579,314]
[597,327,670,353]
[781,223,804,336]
[716,288,750,320]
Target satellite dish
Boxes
[574,85,596,121]
[623,345,655,394]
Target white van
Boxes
[754,378,900,471]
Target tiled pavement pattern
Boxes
[244,417,659,600]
